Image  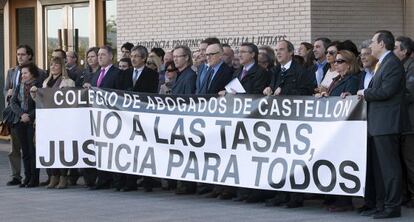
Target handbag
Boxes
[2,105,18,126]
[0,121,10,136]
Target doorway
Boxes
[44,3,89,67]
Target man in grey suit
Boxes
[4,45,34,186]
[171,45,196,95]
[357,30,405,219]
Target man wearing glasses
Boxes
[197,43,233,95]
[115,45,159,192]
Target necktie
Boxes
[240,68,248,80]
[97,68,106,87]
[374,62,381,74]
[199,68,214,94]
[133,69,139,86]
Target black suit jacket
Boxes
[171,66,197,95]
[404,57,414,133]
[233,63,269,94]
[206,63,233,94]
[309,62,330,86]
[329,74,360,96]
[270,60,316,96]
[90,65,121,89]
[68,65,84,87]
[365,52,405,136]
[358,70,367,90]
[117,67,159,93]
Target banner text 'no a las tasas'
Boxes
[35,88,367,196]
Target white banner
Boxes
[36,88,367,196]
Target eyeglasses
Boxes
[334,59,347,64]
[173,55,186,59]
[166,68,177,72]
[326,50,337,56]
[239,50,252,54]
[206,51,220,57]
[146,62,156,66]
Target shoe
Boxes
[372,209,401,219]
[56,176,68,189]
[90,182,111,190]
[175,185,196,195]
[39,178,50,186]
[121,186,138,192]
[245,194,265,203]
[284,201,304,208]
[197,186,213,195]
[205,191,219,198]
[356,205,373,214]
[328,205,353,212]
[360,208,381,216]
[218,191,235,200]
[26,178,39,188]
[144,187,153,192]
[46,176,60,189]
[405,199,414,208]
[19,178,30,188]
[265,197,288,207]
[232,195,248,202]
[68,176,79,186]
[6,178,21,186]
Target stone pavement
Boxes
[0,141,413,222]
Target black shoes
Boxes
[265,197,288,207]
[360,208,380,216]
[6,178,21,186]
[284,201,304,208]
[372,209,401,219]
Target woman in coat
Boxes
[31,57,75,189]
[10,63,42,187]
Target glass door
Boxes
[44,3,90,67]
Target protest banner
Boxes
[36,88,367,196]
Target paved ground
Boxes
[0,141,413,222]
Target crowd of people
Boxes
[3,30,414,219]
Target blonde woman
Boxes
[31,56,75,189]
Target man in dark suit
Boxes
[310,38,331,86]
[218,42,269,201]
[222,42,269,95]
[262,40,315,208]
[89,45,121,190]
[222,44,235,74]
[195,42,233,196]
[197,43,233,94]
[264,40,315,97]
[66,51,84,87]
[89,46,121,89]
[196,38,221,94]
[357,30,405,219]
[115,45,159,192]
[4,45,35,186]
[394,36,414,207]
